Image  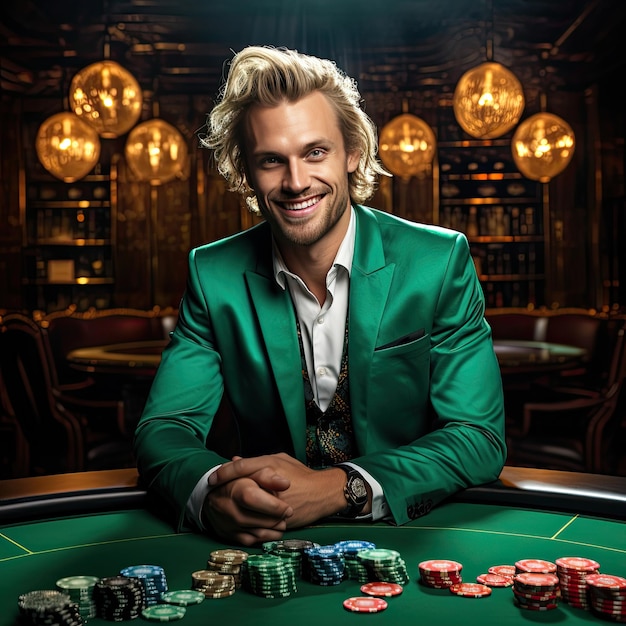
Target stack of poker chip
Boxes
[206,549,248,589]
[586,574,626,622]
[242,554,298,598]
[555,556,600,609]
[56,575,99,621]
[418,559,463,588]
[512,572,561,611]
[119,564,168,607]
[17,590,83,626]
[191,570,236,598]
[263,539,318,578]
[93,575,145,621]
[303,545,346,586]
[357,548,409,585]
[335,540,376,582]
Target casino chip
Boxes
[357,548,410,585]
[207,549,248,589]
[335,540,376,582]
[555,556,600,609]
[93,575,145,621]
[418,559,463,589]
[120,564,168,607]
[513,572,560,611]
[142,604,186,621]
[56,575,99,619]
[488,565,516,578]
[449,583,492,598]
[242,554,298,598]
[304,545,346,586]
[515,559,557,574]
[476,573,513,587]
[18,590,84,626]
[343,596,388,613]
[586,574,626,622]
[192,570,237,598]
[360,582,403,597]
[161,589,205,606]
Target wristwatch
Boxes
[336,464,368,517]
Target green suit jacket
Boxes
[134,205,506,528]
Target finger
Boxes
[209,456,288,488]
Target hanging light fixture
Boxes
[511,112,575,182]
[379,111,436,179]
[452,0,525,139]
[35,112,101,182]
[124,118,188,185]
[453,61,525,139]
[69,59,143,138]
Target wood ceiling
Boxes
[1,0,625,104]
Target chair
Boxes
[0,312,133,476]
[506,319,626,475]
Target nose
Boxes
[283,158,310,194]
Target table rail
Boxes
[1,466,624,524]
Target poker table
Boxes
[1,467,625,625]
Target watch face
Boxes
[350,477,368,501]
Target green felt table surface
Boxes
[1,500,624,625]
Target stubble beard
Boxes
[262,187,351,249]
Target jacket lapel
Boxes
[349,207,395,438]
[245,265,307,461]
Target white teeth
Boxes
[283,196,320,211]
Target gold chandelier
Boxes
[124,118,188,185]
[378,113,437,179]
[511,112,575,182]
[35,112,101,182]
[69,60,143,138]
[453,61,525,139]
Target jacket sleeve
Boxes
[133,247,228,530]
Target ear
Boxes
[347,149,360,174]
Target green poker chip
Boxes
[142,604,186,621]
[161,589,205,605]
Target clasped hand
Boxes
[202,453,345,546]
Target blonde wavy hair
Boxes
[199,46,389,214]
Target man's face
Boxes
[244,91,360,251]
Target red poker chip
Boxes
[343,597,388,613]
[514,572,560,588]
[488,565,516,577]
[515,559,557,573]
[360,582,403,597]
[555,557,601,572]
[514,600,559,611]
[513,589,559,601]
[418,560,463,573]
[476,573,513,587]
[448,583,492,598]
[587,575,626,591]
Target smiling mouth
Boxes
[279,195,324,211]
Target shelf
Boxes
[29,201,110,209]
[23,277,114,286]
[28,239,111,246]
[437,104,546,308]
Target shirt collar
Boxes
[273,205,356,290]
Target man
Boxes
[134,46,506,547]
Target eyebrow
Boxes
[251,138,337,159]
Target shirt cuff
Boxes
[185,465,222,531]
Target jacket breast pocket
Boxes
[366,333,431,445]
